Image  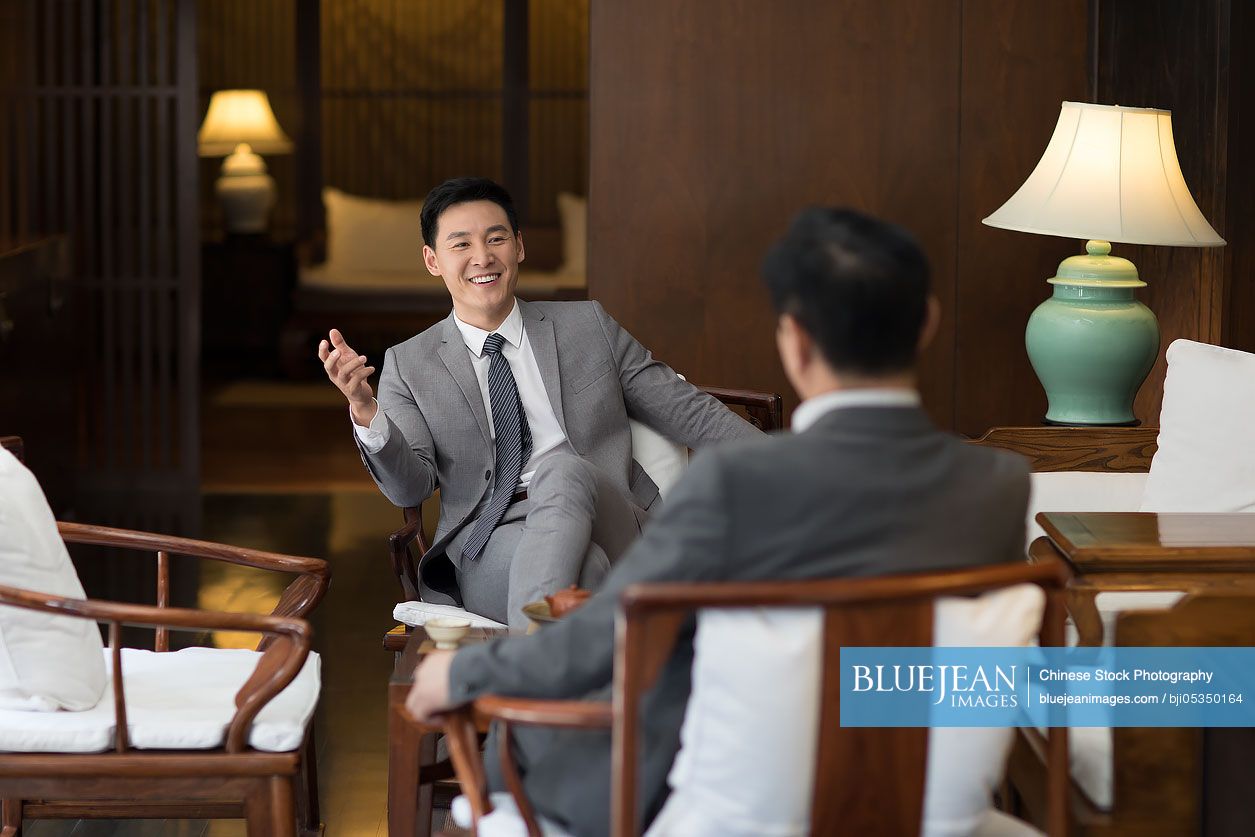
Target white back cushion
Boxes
[629,420,689,497]
[1141,339,1255,512]
[323,187,424,273]
[1025,471,1148,550]
[652,584,1045,837]
[0,449,107,711]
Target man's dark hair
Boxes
[420,177,520,247]
[761,207,931,375]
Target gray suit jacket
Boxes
[357,299,758,603]
[448,405,1031,837]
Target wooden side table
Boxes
[1033,512,1255,644]
[386,625,504,837]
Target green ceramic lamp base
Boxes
[1025,241,1159,426]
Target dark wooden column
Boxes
[295,0,323,240]
[502,0,530,221]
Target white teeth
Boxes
[469,274,499,285]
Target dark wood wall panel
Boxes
[590,0,1091,425]
[1096,0,1234,425]
[590,0,1246,430]
[954,0,1091,436]
[0,0,201,601]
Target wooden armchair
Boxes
[385,386,784,605]
[440,557,1072,837]
[1005,592,1255,836]
[0,521,331,837]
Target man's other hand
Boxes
[318,328,377,426]
[405,650,457,723]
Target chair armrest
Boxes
[57,521,331,622]
[0,582,312,754]
[698,385,784,432]
[387,515,428,602]
[439,698,612,835]
[474,695,613,729]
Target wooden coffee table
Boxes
[1033,512,1255,644]
[386,624,506,837]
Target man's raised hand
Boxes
[318,328,378,427]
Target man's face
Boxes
[422,200,524,328]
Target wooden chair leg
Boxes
[246,777,296,837]
[1,798,21,837]
[296,727,323,836]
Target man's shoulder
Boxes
[525,299,606,323]
[388,318,450,358]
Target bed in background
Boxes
[280,188,587,377]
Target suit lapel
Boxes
[437,313,492,444]
[520,301,568,436]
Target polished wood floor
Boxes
[22,382,408,835]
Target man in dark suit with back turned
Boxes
[406,207,1031,836]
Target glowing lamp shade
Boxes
[198,90,293,233]
[983,102,1224,426]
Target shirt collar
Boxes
[453,298,523,357]
[791,388,921,432]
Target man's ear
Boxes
[422,244,441,277]
[776,313,811,371]
[917,295,941,351]
[515,230,525,265]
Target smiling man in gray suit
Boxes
[406,207,1031,836]
[319,177,757,629]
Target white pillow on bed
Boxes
[556,192,587,276]
[323,187,424,273]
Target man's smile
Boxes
[468,272,501,285]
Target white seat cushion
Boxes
[0,646,320,753]
[393,600,507,630]
[1141,339,1255,512]
[650,584,1045,837]
[0,448,107,712]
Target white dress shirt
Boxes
[791,387,921,433]
[353,299,574,488]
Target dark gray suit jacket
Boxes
[356,299,758,604]
[448,405,1031,836]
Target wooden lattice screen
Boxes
[0,0,201,600]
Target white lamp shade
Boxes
[198,90,293,157]
[983,101,1224,247]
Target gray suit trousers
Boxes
[446,453,644,631]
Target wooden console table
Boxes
[387,625,505,837]
[1033,512,1255,645]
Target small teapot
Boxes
[545,585,591,618]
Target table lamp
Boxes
[197,90,293,234]
[983,101,1225,426]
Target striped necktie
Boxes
[461,332,533,562]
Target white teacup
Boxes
[425,616,472,650]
